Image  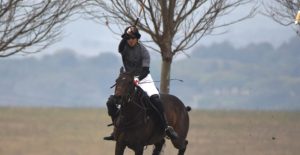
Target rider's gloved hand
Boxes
[133,77,139,86]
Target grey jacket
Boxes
[118,39,150,78]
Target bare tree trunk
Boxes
[160,58,172,94]
[160,45,173,94]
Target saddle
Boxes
[132,86,161,119]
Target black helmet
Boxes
[121,26,141,39]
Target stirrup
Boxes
[165,126,178,140]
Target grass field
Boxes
[0,107,299,155]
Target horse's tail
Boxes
[186,106,191,112]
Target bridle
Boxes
[113,74,150,130]
[117,83,148,111]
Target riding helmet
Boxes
[121,26,141,39]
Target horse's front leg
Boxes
[152,139,165,155]
[134,146,144,155]
[115,141,126,155]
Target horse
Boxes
[111,68,191,155]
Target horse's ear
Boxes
[120,67,125,74]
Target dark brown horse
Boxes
[111,68,190,155]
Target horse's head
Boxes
[114,67,135,98]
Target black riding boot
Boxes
[150,94,178,140]
[103,115,115,141]
[103,95,119,141]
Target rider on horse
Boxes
[104,25,178,141]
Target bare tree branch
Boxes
[0,0,84,57]
[84,0,256,93]
[262,0,300,36]
[85,0,256,54]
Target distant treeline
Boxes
[0,36,300,110]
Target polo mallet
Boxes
[134,0,146,26]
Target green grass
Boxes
[0,107,299,155]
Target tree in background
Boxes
[84,0,256,93]
[0,0,84,57]
[263,0,300,36]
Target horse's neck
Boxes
[121,100,141,118]
[120,90,146,118]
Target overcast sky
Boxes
[41,3,297,58]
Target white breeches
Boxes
[138,74,159,97]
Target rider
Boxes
[103,25,178,140]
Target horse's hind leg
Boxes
[115,141,126,155]
[177,140,188,155]
[152,139,165,155]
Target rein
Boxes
[121,86,150,112]
[115,86,149,131]
[110,78,184,89]
[112,72,178,131]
